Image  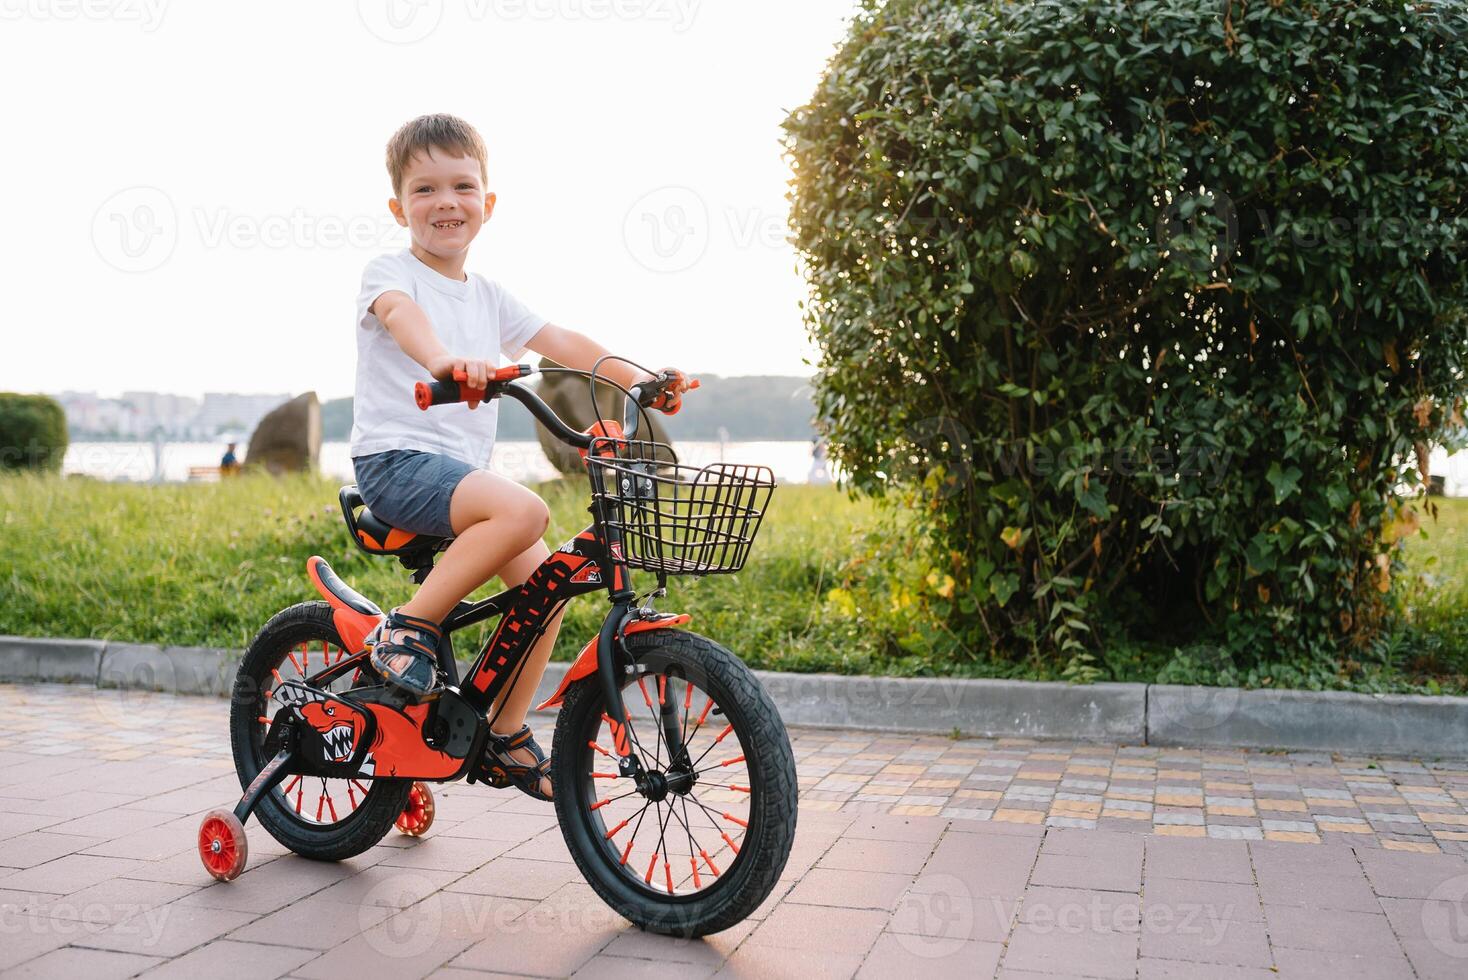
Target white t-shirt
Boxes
[350,249,546,466]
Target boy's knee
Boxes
[518,496,550,543]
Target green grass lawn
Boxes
[3,471,1466,688]
[0,471,887,674]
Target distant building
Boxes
[55,390,292,440]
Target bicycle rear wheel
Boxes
[551,629,797,937]
[229,601,411,860]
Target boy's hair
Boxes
[386,114,488,197]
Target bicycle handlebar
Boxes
[413,364,697,450]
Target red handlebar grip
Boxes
[418,365,533,411]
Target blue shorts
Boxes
[352,450,476,538]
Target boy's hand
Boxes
[428,355,493,392]
[646,367,696,415]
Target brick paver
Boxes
[2,683,1467,978]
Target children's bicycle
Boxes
[197,362,795,937]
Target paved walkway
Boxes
[2,683,1467,978]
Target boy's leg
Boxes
[486,538,566,799]
[396,471,549,623]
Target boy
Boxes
[351,114,689,800]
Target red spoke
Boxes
[287,649,304,675]
[592,772,620,779]
[271,668,284,686]
[315,795,326,822]
[256,716,270,724]
[644,851,659,884]
[605,817,630,840]
[352,779,371,795]
[283,775,301,795]
[294,784,303,814]
[701,849,721,876]
[347,783,358,809]
[620,837,635,865]
[714,723,734,745]
[590,797,612,811]
[690,855,702,888]
[697,697,715,726]
[719,754,745,768]
[721,830,742,853]
[684,679,694,712]
[722,812,748,829]
[729,784,751,793]
[324,789,339,822]
[637,677,654,709]
[657,675,666,706]
[589,740,611,758]
[663,858,674,894]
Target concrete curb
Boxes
[3,634,1466,757]
[1148,684,1468,757]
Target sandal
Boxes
[484,724,553,801]
[366,607,443,698]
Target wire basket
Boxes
[586,439,775,575]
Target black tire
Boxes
[229,601,411,861]
[551,629,797,937]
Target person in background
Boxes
[220,442,241,477]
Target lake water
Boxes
[63,440,834,487]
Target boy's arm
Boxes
[373,291,494,390]
[525,323,661,392]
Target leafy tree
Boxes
[785,0,1468,670]
[0,394,68,473]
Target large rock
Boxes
[534,359,675,475]
[246,392,321,474]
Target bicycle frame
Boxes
[287,377,674,789]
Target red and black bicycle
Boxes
[197,361,795,937]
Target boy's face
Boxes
[388,149,495,261]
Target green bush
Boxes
[785,0,1468,673]
[0,393,68,473]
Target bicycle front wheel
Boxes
[551,628,797,937]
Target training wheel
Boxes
[396,781,435,837]
[198,809,248,882]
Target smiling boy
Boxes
[350,114,688,800]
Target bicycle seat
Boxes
[339,486,451,562]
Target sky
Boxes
[0,0,858,400]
